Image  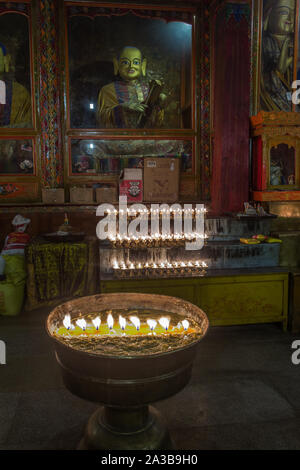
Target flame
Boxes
[130,315,140,331]
[119,315,126,330]
[182,320,189,330]
[92,316,101,330]
[63,314,73,330]
[107,313,114,329]
[147,319,157,331]
[76,318,86,330]
[159,317,170,331]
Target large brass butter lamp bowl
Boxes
[46,293,209,450]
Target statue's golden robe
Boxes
[97,80,163,128]
[10,81,31,126]
[0,80,31,127]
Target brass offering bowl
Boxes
[46,293,209,450]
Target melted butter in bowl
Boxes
[53,308,204,357]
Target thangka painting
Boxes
[260,0,296,112]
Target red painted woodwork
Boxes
[210,6,251,214]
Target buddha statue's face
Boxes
[118,47,143,82]
[267,1,295,35]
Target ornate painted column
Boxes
[38,0,63,188]
[198,0,212,202]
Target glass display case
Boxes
[251,111,300,201]
[98,205,207,281]
[63,2,201,201]
[0,1,40,203]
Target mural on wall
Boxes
[0,181,38,200]
[0,10,32,128]
[67,8,192,129]
[260,0,296,112]
[70,139,193,175]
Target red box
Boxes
[119,169,143,203]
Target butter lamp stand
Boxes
[46,293,209,450]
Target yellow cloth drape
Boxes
[25,237,98,310]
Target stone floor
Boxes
[0,305,300,450]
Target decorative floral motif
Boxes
[19,159,33,172]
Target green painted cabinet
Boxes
[101,278,197,303]
[100,272,289,330]
[195,274,288,329]
[289,272,300,333]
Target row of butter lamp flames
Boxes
[105,207,206,216]
[112,260,207,277]
[56,313,193,337]
[108,233,207,248]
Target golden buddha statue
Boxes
[261,0,295,111]
[97,46,166,128]
[0,42,31,127]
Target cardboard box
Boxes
[96,185,118,204]
[42,188,65,204]
[119,169,143,203]
[143,158,180,202]
[69,187,94,204]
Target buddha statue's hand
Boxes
[121,101,148,113]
